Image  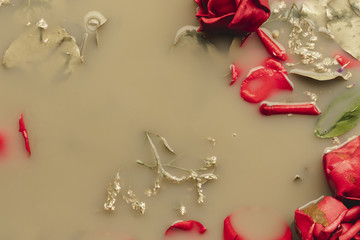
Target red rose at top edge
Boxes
[194,0,270,34]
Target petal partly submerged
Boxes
[165,220,206,236]
[240,67,293,103]
[207,0,237,17]
[230,0,270,32]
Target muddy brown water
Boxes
[0,0,359,239]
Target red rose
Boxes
[323,136,360,204]
[294,196,360,240]
[194,0,270,34]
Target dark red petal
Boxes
[198,13,234,33]
[207,0,237,17]
[229,0,270,33]
[165,220,206,236]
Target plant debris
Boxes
[0,0,12,7]
[137,131,217,204]
[104,170,145,214]
[84,11,107,47]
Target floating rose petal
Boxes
[224,206,291,240]
[294,196,360,240]
[260,101,321,116]
[240,66,293,103]
[19,114,31,156]
[256,28,287,61]
[0,133,5,158]
[165,220,206,236]
[230,63,241,86]
[335,53,360,69]
[264,58,287,74]
[323,136,360,203]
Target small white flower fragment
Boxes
[176,203,186,216]
[206,137,216,146]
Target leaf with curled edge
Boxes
[315,88,360,138]
[2,19,81,74]
[290,68,351,81]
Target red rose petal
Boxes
[230,63,241,85]
[224,206,291,240]
[230,0,270,33]
[334,53,360,69]
[240,67,293,103]
[256,28,287,61]
[323,136,360,203]
[19,114,31,156]
[165,220,206,236]
[264,58,287,74]
[294,196,353,240]
[207,0,237,17]
[259,101,321,115]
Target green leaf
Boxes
[315,89,360,138]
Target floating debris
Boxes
[84,11,107,47]
[104,170,145,214]
[176,203,186,216]
[104,170,122,211]
[122,188,146,215]
[206,137,216,146]
[304,91,318,102]
[0,0,12,7]
[346,84,355,89]
[293,175,301,182]
[137,131,217,204]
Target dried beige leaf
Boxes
[2,19,81,73]
[290,68,350,80]
[301,0,330,29]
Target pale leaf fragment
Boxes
[0,0,12,7]
[2,19,81,74]
[290,68,351,80]
[301,0,330,29]
[326,0,360,60]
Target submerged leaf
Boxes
[315,89,360,138]
[2,19,81,73]
[301,0,329,29]
[290,68,351,81]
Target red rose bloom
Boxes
[194,0,270,34]
[323,136,360,204]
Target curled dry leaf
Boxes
[290,68,351,81]
[84,11,107,47]
[2,19,81,74]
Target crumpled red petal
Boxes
[240,66,293,103]
[165,220,206,236]
[294,196,360,240]
[19,114,31,156]
[264,58,287,74]
[323,136,360,203]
